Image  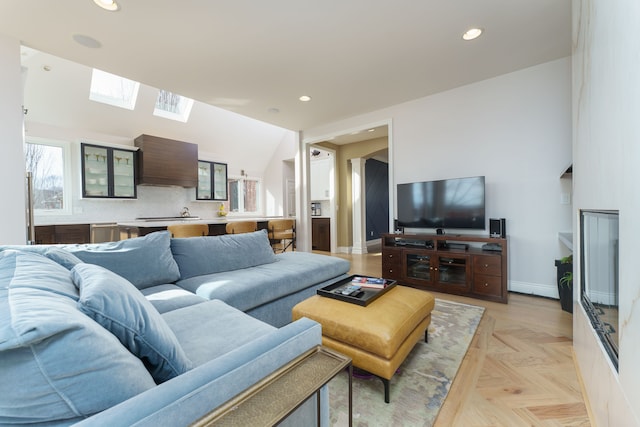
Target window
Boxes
[223,176,261,214]
[89,68,140,110]
[153,90,194,122]
[25,139,72,215]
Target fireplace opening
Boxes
[580,210,619,370]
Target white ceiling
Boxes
[0,0,571,132]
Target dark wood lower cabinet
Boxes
[312,217,330,251]
[34,224,91,244]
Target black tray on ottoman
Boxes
[317,275,397,306]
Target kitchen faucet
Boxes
[180,207,190,218]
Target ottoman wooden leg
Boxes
[425,329,429,343]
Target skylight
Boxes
[89,69,140,110]
[153,90,194,123]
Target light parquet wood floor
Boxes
[321,250,592,427]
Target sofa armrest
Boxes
[74,318,322,427]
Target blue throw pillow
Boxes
[71,263,193,383]
[43,247,83,270]
[0,250,156,424]
[64,231,181,289]
[171,229,277,280]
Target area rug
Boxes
[328,298,485,427]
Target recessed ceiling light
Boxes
[267,107,280,114]
[462,28,483,41]
[93,0,119,11]
[299,95,312,102]
[367,128,376,132]
[72,34,102,48]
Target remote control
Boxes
[339,284,361,295]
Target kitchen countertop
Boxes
[117,216,290,228]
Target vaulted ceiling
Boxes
[0,1,571,131]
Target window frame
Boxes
[25,137,73,216]
[153,90,194,123]
[89,68,140,110]
[224,175,262,216]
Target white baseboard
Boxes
[509,280,559,299]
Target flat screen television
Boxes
[396,176,485,230]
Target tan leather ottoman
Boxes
[292,285,435,402]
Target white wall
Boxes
[305,58,573,297]
[262,131,297,217]
[0,34,26,244]
[572,1,640,425]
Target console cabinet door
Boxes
[436,254,471,292]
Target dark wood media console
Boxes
[382,233,508,303]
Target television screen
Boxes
[397,176,485,230]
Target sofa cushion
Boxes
[141,284,208,314]
[0,250,156,425]
[176,251,351,312]
[63,231,180,290]
[162,299,276,366]
[72,263,193,383]
[171,229,276,280]
[44,246,83,269]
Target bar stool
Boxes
[167,223,209,238]
[267,219,295,253]
[225,221,257,234]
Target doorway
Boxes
[306,122,391,254]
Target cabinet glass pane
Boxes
[438,256,467,285]
[197,161,212,200]
[83,145,109,197]
[113,149,136,197]
[213,162,227,200]
[407,254,432,280]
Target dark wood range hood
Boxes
[134,134,198,187]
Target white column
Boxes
[0,34,27,244]
[350,157,367,254]
[295,131,311,252]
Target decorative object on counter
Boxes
[180,207,190,218]
[217,204,227,217]
[311,202,322,216]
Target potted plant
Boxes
[555,255,573,313]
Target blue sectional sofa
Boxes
[0,230,350,426]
